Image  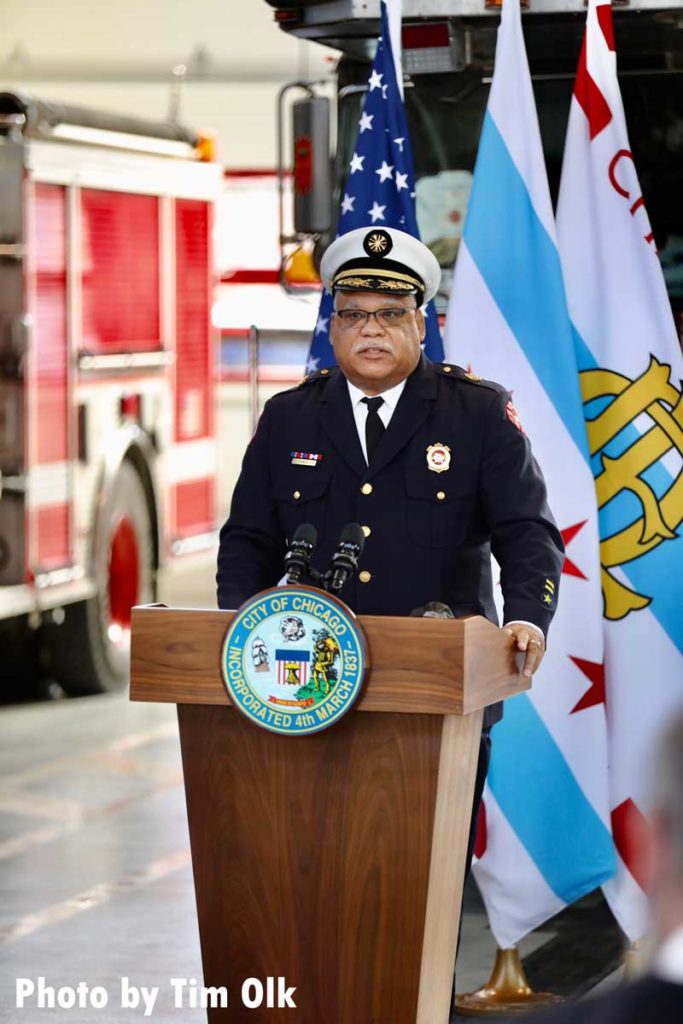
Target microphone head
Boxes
[292,522,318,547]
[340,522,365,553]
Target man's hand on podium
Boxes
[408,605,546,680]
[504,622,546,679]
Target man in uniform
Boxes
[217,224,564,869]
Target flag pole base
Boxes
[454,947,562,1018]
[623,939,645,980]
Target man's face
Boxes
[329,290,425,395]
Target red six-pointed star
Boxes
[561,520,589,579]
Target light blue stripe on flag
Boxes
[465,112,682,653]
[489,694,616,901]
[464,113,590,462]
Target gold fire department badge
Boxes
[426,443,451,473]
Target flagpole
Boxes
[384,0,404,99]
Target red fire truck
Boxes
[0,92,223,695]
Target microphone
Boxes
[284,523,318,585]
[325,523,365,594]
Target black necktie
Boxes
[362,396,385,463]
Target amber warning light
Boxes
[195,130,217,162]
[485,0,529,8]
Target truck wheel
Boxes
[45,460,155,696]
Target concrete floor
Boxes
[0,689,519,1022]
[0,694,204,1022]
[0,563,624,1021]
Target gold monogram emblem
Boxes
[581,357,683,620]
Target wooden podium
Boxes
[130,604,528,1024]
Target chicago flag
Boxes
[444,0,615,946]
[557,0,683,941]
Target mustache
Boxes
[351,341,394,355]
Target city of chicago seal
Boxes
[221,586,367,736]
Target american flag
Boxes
[306,0,444,373]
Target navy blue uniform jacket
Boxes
[217,356,564,723]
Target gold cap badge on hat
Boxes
[363,229,392,256]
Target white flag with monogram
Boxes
[557,0,683,941]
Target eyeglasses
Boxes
[334,307,416,330]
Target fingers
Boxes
[522,637,544,678]
[504,624,546,678]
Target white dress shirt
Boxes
[346,378,406,464]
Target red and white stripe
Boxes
[277,660,308,687]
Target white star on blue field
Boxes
[306,0,443,373]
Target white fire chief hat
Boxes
[320,226,441,305]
